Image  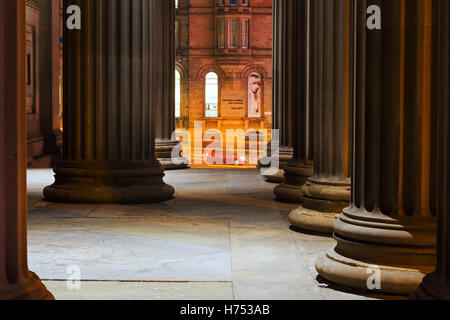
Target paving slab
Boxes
[44,281,234,300]
[27,168,375,300]
[29,217,232,282]
[230,227,324,300]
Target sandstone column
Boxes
[288,0,352,230]
[39,0,63,166]
[259,0,295,183]
[412,0,450,300]
[154,0,189,170]
[44,0,175,203]
[0,0,53,299]
[271,0,314,199]
[316,0,437,295]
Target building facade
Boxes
[176,0,272,136]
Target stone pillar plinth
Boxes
[259,147,293,184]
[44,0,175,203]
[154,0,189,171]
[0,0,53,299]
[272,0,313,200]
[259,0,295,184]
[288,0,352,229]
[412,0,449,300]
[316,0,437,295]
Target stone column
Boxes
[288,0,352,230]
[0,0,53,299]
[154,0,189,170]
[44,0,175,203]
[271,0,314,199]
[316,0,437,295]
[39,0,63,166]
[412,0,450,300]
[259,0,295,184]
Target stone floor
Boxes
[26,168,400,300]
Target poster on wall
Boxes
[248,73,262,118]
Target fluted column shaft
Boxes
[288,0,352,232]
[260,0,296,183]
[261,0,295,183]
[272,0,293,151]
[413,0,450,300]
[39,0,63,165]
[44,0,174,203]
[272,0,314,199]
[317,0,437,295]
[154,0,188,170]
[0,0,53,299]
[155,0,175,143]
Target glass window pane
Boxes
[175,70,181,118]
[205,72,219,118]
[217,19,225,49]
[228,19,239,48]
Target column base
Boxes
[261,169,285,183]
[259,146,293,183]
[274,160,313,203]
[316,247,430,296]
[44,160,175,203]
[155,140,190,171]
[289,206,339,234]
[289,177,350,233]
[159,158,190,171]
[273,182,304,203]
[410,273,450,300]
[274,160,314,203]
[316,207,436,295]
[0,273,54,300]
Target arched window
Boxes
[205,72,219,118]
[175,69,181,118]
[248,72,262,118]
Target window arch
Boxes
[248,72,262,118]
[205,72,219,118]
[175,69,181,118]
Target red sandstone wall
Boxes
[181,0,273,132]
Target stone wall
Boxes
[177,0,273,134]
